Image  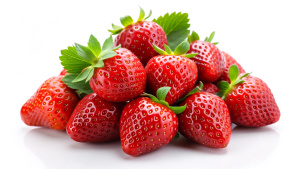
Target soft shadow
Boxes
[23,128,123,169]
[169,134,228,155]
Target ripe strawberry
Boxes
[66,93,125,142]
[109,7,167,65]
[60,35,146,102]
[215,51,246,84]
[217,65,280,127]
[60,69,67,76]
[187,31,225,82]
[145,41,198,105]
[120,87,186,156]
[21,75,80,130]
[178,87,231,148]
[194,82,219,94]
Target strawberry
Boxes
[145,41,198,105]
[215,51,246,84]
[21,75,80,130]
[109,7,167,66]
[120,87,186,156]
[59,69,67,76]
[187,31,225,83]
[178,83,231,148]
[217,65,280,127]
[60,35,146,102]
[66,93,125,142]
[194,82,219,94]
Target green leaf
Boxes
[144,10,152,20]
[217,81,230,91]
[167,29,190,50]
[141,93,159,103]
[212,42,219,45]
[60,46,92,74]
[72,66,94,83]
[88,35,101,57]
[138,7,145,21]
[169,104,187,114]
[159,100,169,107]
[184,53,197,58]
[188,31,200,43]
[75,43,96,63]
[157,87,171,101]
[153,44,168,55]
[99,51,117,61]
[228,64,239,83]
[173,41,190,55]
[94,60,104,68]
[102,36,114,53]
[62,74,94,94]
[153,12,190,51]
[112,24,123,30]
[164,44,173,55]
[206,31,215,43]
[120,15,133,27]
[85,68,94,83]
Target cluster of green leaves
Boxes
[59,35,119,95]
[141,87,187,114]
[153,12,190,51]
[216,64,251,99]
[153,41,197,58]
[188,31,219,45]
[109,7,152,35]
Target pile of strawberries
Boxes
[20,8,280,156]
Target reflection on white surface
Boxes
[23,125,280,169]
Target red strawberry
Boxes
[194,82,219,94]
[217,65,280,127]
[89,48,146,102]
[119,87,186,156]
[60,35,146,102]
[215,51,246,84]
[187,31,225,82]
[60,69,67,76]
[21,75,80,130]
[145,41,198,105]
[178,89,231,148]
[66,93,125,142]
[109,7,167,65]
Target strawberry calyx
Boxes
[141,87,187,114]
[188,31,219,45]
[109,7,152,35]
[59,35,120,94]
[153,41,197,58]
[216,64,251,100]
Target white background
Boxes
[1,0,299,168]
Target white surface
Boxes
[1,0,300,169]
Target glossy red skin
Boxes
[66,93,125,142]
[114,21,167,66]
[187,40,225,83]
[215,51,246,84]
[89,48,146,102]
[225,76,280,127]
[194,82,219,94]
[60,69,67,76]
[21,76,80,130]
[120,97,178,156]
[145,55,198,105]
[178,92,231,148]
